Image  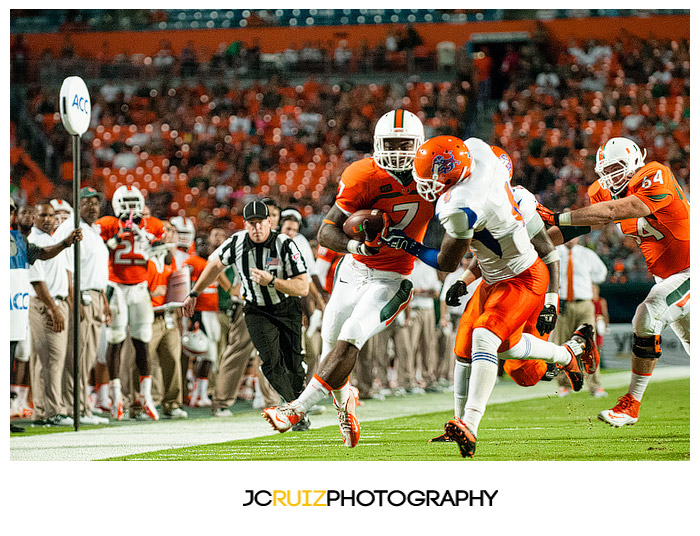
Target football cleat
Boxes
[262,404,303,433]
[562,369,584,392]
[110,399,124,421]
[335,386,361,448]
[429,431,453,443]
[565,324,599,374]
[598,393,640,427]
[443,418,477,458]
[136,395,159,421]
[291,416,311,432]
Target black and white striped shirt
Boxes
[213,230,307,307]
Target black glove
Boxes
[536,304,558,335]
[445,280,468,307]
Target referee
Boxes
[182,200,310,427]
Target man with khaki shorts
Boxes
[552,238,608,397]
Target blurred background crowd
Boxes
[9,9,690,422]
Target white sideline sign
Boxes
[59,76,91,136]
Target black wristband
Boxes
[267,273,276,288]
[560,225,592,243]
[553,213,560,227]
[188,291,199,298]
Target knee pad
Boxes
[471,327,502,364]
[633,334,662,359]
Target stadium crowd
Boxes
[10,25,690,425]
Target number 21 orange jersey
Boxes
[335,157,434,275]
[588,161,689,279]
[96,215,165,285]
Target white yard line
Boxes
[9,366,689,461]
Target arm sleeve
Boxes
[438,207,478,240]
[282,238,308,277]
[334,162,368,215]
[631,165,677,214]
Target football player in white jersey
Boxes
[383,135,599,458]
[430,147,579,443]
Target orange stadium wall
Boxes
[17,14,689,59]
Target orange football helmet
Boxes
[490,145,513,181]
[413,136,473,202]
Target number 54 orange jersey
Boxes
[334,157,434,275]
[587,161,689,279]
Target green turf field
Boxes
[107,378,690,462]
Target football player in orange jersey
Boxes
[182,235,222,408]
[262,109,434,447]
[96,185,165,420]
[537,137,690,427]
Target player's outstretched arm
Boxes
[552,196,650,228]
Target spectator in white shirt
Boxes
[53,187,112,424]
[27,202,74,426]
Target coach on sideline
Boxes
[182,200,311,428]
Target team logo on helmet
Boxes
[432,151,458,175]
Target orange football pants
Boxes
[455,258,550,387]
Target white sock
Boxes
[97,383,110,405]
[462,359,498,435]
[462,328,501,435]
[628,371,651,402]
[198,378,209,398]
[332,380,350,409]
[500,333,572,366]
[453,361,471,420]
[18,385,29,406]
[292,375,331,414]
[109,378,122,403]
[139,375,153,399]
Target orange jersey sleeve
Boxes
[589,163,689,279]
[334,157,434,275]
[96,215,120,241]
[98,216,165,285]
[148,259,175,308]
[183,255,219,311]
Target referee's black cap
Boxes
[243,200,270,221]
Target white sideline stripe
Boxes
[9,366,690,461]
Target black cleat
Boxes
[563,369,584,392]
[429,431,453,443]
[443,419,477,458]
[572,324,600,374]
[291,416,311,432]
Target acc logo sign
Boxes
[10,292,30,311]
[59,76,91,136]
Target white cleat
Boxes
[335,386,361,448]
[262,404,303,433]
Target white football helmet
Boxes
[595,137,646,196]
[112,185,145,219]
[170,216,195,249]
[50,199,73,225]
[373,109,424,172]
[182,328,209,360]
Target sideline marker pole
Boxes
[59,76,91,432]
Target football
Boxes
[342,209,389,241]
